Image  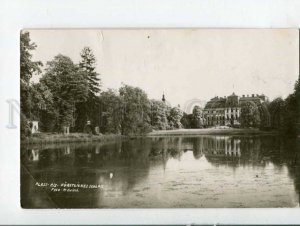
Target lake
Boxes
[21,135,300,208]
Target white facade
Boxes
[31,121,39,134]
[224,107,241,126]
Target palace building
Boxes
[203,93,267,127]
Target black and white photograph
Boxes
[20,28,300,208]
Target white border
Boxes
[0,0,300,224]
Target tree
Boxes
[258,102,271,130]
[79,47,101,96]
[294,77,300,135]
[191,105,205,128]
[150,99,168,130]
[20,32,43,89]
[30,82,57,132]
[168,106,183,129]
[240,101,261,128]
[281,91,298,136]
[267,77,300,136]
[119,84,152,135]
[268,97,285,130]
[180,113,193,128]
[76,47,101,130]
[20,31,43,138]
[40,54,88,131]
[98,89,123,134]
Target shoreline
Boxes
[21,128,279,145]
[21,133,125,145]
[147,128,279,136]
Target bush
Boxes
[21,114,31,140]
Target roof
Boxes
[204,97,226,109]
[225,96,239,107]
[204,93,267,109]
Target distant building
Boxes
[29,121,39,134]
[203,93,267,127]
[162,93,166,102]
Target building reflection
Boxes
[21,135,300,208]
[203,136,241,158]
[21,136,297,170]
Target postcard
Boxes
[20,29,299,208]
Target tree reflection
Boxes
[21,135,300,208]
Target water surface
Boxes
[21,135,300,208]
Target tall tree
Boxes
[294,77,300,135]
[40,54,88,131]
[77,47,101,130]
[20,31,42,138]
[79,47,101,96]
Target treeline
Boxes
[268,79,300,136]
[21,32,184,138]
[21,31,299,139]
[238,81,300,136]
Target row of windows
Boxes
[226,108,239,113]
[207,116,225,120]
[205,110,222,114]
[205,108,240,114]
[207,115,239,120]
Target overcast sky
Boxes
[28,29,299,110]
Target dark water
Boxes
[21,135,300,208]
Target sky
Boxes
[28,29,299,111]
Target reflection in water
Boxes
[21,135,300,208]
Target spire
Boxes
[162,92,166,102]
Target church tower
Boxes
[162,93,166,102]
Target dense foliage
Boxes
[268,79,300,136]
[98,89,123,134]
[258,102,271,130]
[119,85,152,135]
[150,99,169,130]
[168,106,184,129]
[39,54,89,131]
[20,31,43,138]
[191,105,206,128]
[240,101,261,128]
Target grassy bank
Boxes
[22,128,279,145]
[21,132,125,145]
[147,128,279,136]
